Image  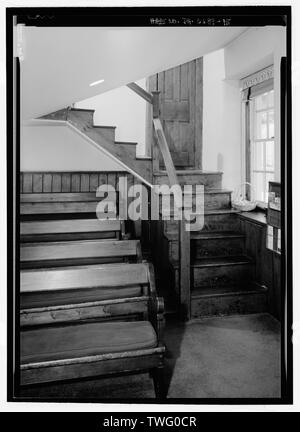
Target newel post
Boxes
[152,91,161,172]
[179,215,191,321]
[152,91,161,119]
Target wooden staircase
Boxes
[36,82,268,323]
[41,108,152,183]
[153,170,268,319]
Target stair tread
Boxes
[160,208,239,216]
[172,255,253,269]
[192,231,244,240]
[192,255,253,267]
[135,156,152,160]
[93,125,116,129]
[115,141,137,146]
[192,283,267,299]
[70,108,95,113]
[205,189,232,194]
[202,209,239,215]
[157,188,231,195]
[153,170,223,175]
[164,230,245,241]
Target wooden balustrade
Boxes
[128,82,191,319]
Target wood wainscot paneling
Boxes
[238,212,281,320]
[20,172,151,245]
[21,172,136,194]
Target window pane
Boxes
[252,141,264,170]
[268,110,274,138]
[252,172,265,202]
[256,92,269,110]
[266,141,274,170]
[268,90,274,107]
[255,112,268,139]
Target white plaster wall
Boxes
[203,49,242,191]
[21,124,125,172]
[202,26,286,191]
[202,50,224,174]
[75,79,147,156]
[224,26,286,182]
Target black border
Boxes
[6,5,293,405]
[14,6,288,27]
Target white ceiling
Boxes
[20,26,247,120]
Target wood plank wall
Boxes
[147,57,203,170]
[20,172,151,246]
[239,217,281,321]
[20,172,137,194]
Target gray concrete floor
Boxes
[20,313,281,400]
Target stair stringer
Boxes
[40,108,153,186]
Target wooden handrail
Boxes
[152,117,191,320]
[127,83,191,319]
[152,118,180,200]
[127,82,154,105]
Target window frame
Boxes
[243,73,275,209]
[249,87,275,206]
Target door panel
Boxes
[147,57,203,170]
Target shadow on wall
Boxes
[203,49,242,191]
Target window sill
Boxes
[238,210,267,226]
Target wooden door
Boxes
[147,57,203,170]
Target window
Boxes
[242,67,275,206]
[250,89,275,203]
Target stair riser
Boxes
[202,213,240,232]
[204,193,231,210]
[166,236,245,261]
[117,143,137,158]
[68,111,94,128]
[192,263,254,289]
[93,127,116,142]
[41,109,94,126]
[163,213,239,233]
[41,108,69,121]
[192,237,245,259]
[160,192,231,212]
[172,262,253,292]
[154,173,222,189]
[191,292,267,318]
